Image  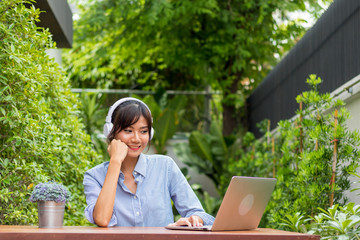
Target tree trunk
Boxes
[222,102,238,136]
[222,73,243,136]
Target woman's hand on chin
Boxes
[108,139,128,165]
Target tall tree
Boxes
[64,0,332,135]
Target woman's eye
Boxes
[124,129,132,133]
[141,130,148,134]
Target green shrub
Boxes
[281,203,360,239]
[266,75,360,227]
[0,0,101,225]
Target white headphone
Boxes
[103,97,154,139]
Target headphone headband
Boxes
[103,97,154,139]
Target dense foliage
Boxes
[281,203,360,239]
[175,75,360,229]
[64,0,332,135]
[0,0,100,225]
[265,75,359,227]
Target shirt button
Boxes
[134,196,137,199]
[136,212,140,216]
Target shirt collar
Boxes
[134,153,147,177]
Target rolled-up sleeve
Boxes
[83,171,117,227]
[168,160,215,226]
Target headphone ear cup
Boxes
[103,122,113,138]
[150,127,154,140]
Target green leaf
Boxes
[189,131,213,162]
[154,109,176,150]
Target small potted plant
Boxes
[29,180,71,228]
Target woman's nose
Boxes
[132,131,140,141]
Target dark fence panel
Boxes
[247,0,360,137]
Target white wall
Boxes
[45,49,63,65]
[334,74,360,204]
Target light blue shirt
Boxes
[83,153,215,227]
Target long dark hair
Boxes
[107,100,152,143]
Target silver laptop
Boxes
[165,176,277,231]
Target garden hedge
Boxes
[0,0,101,225]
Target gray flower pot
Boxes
[38,201,65,228]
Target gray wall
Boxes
[247,0,360,137]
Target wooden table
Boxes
[0,225,320,240]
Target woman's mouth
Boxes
[128,145,141,151]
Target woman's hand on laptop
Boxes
[168,215,204,227]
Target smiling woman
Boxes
[83,97,215,228]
